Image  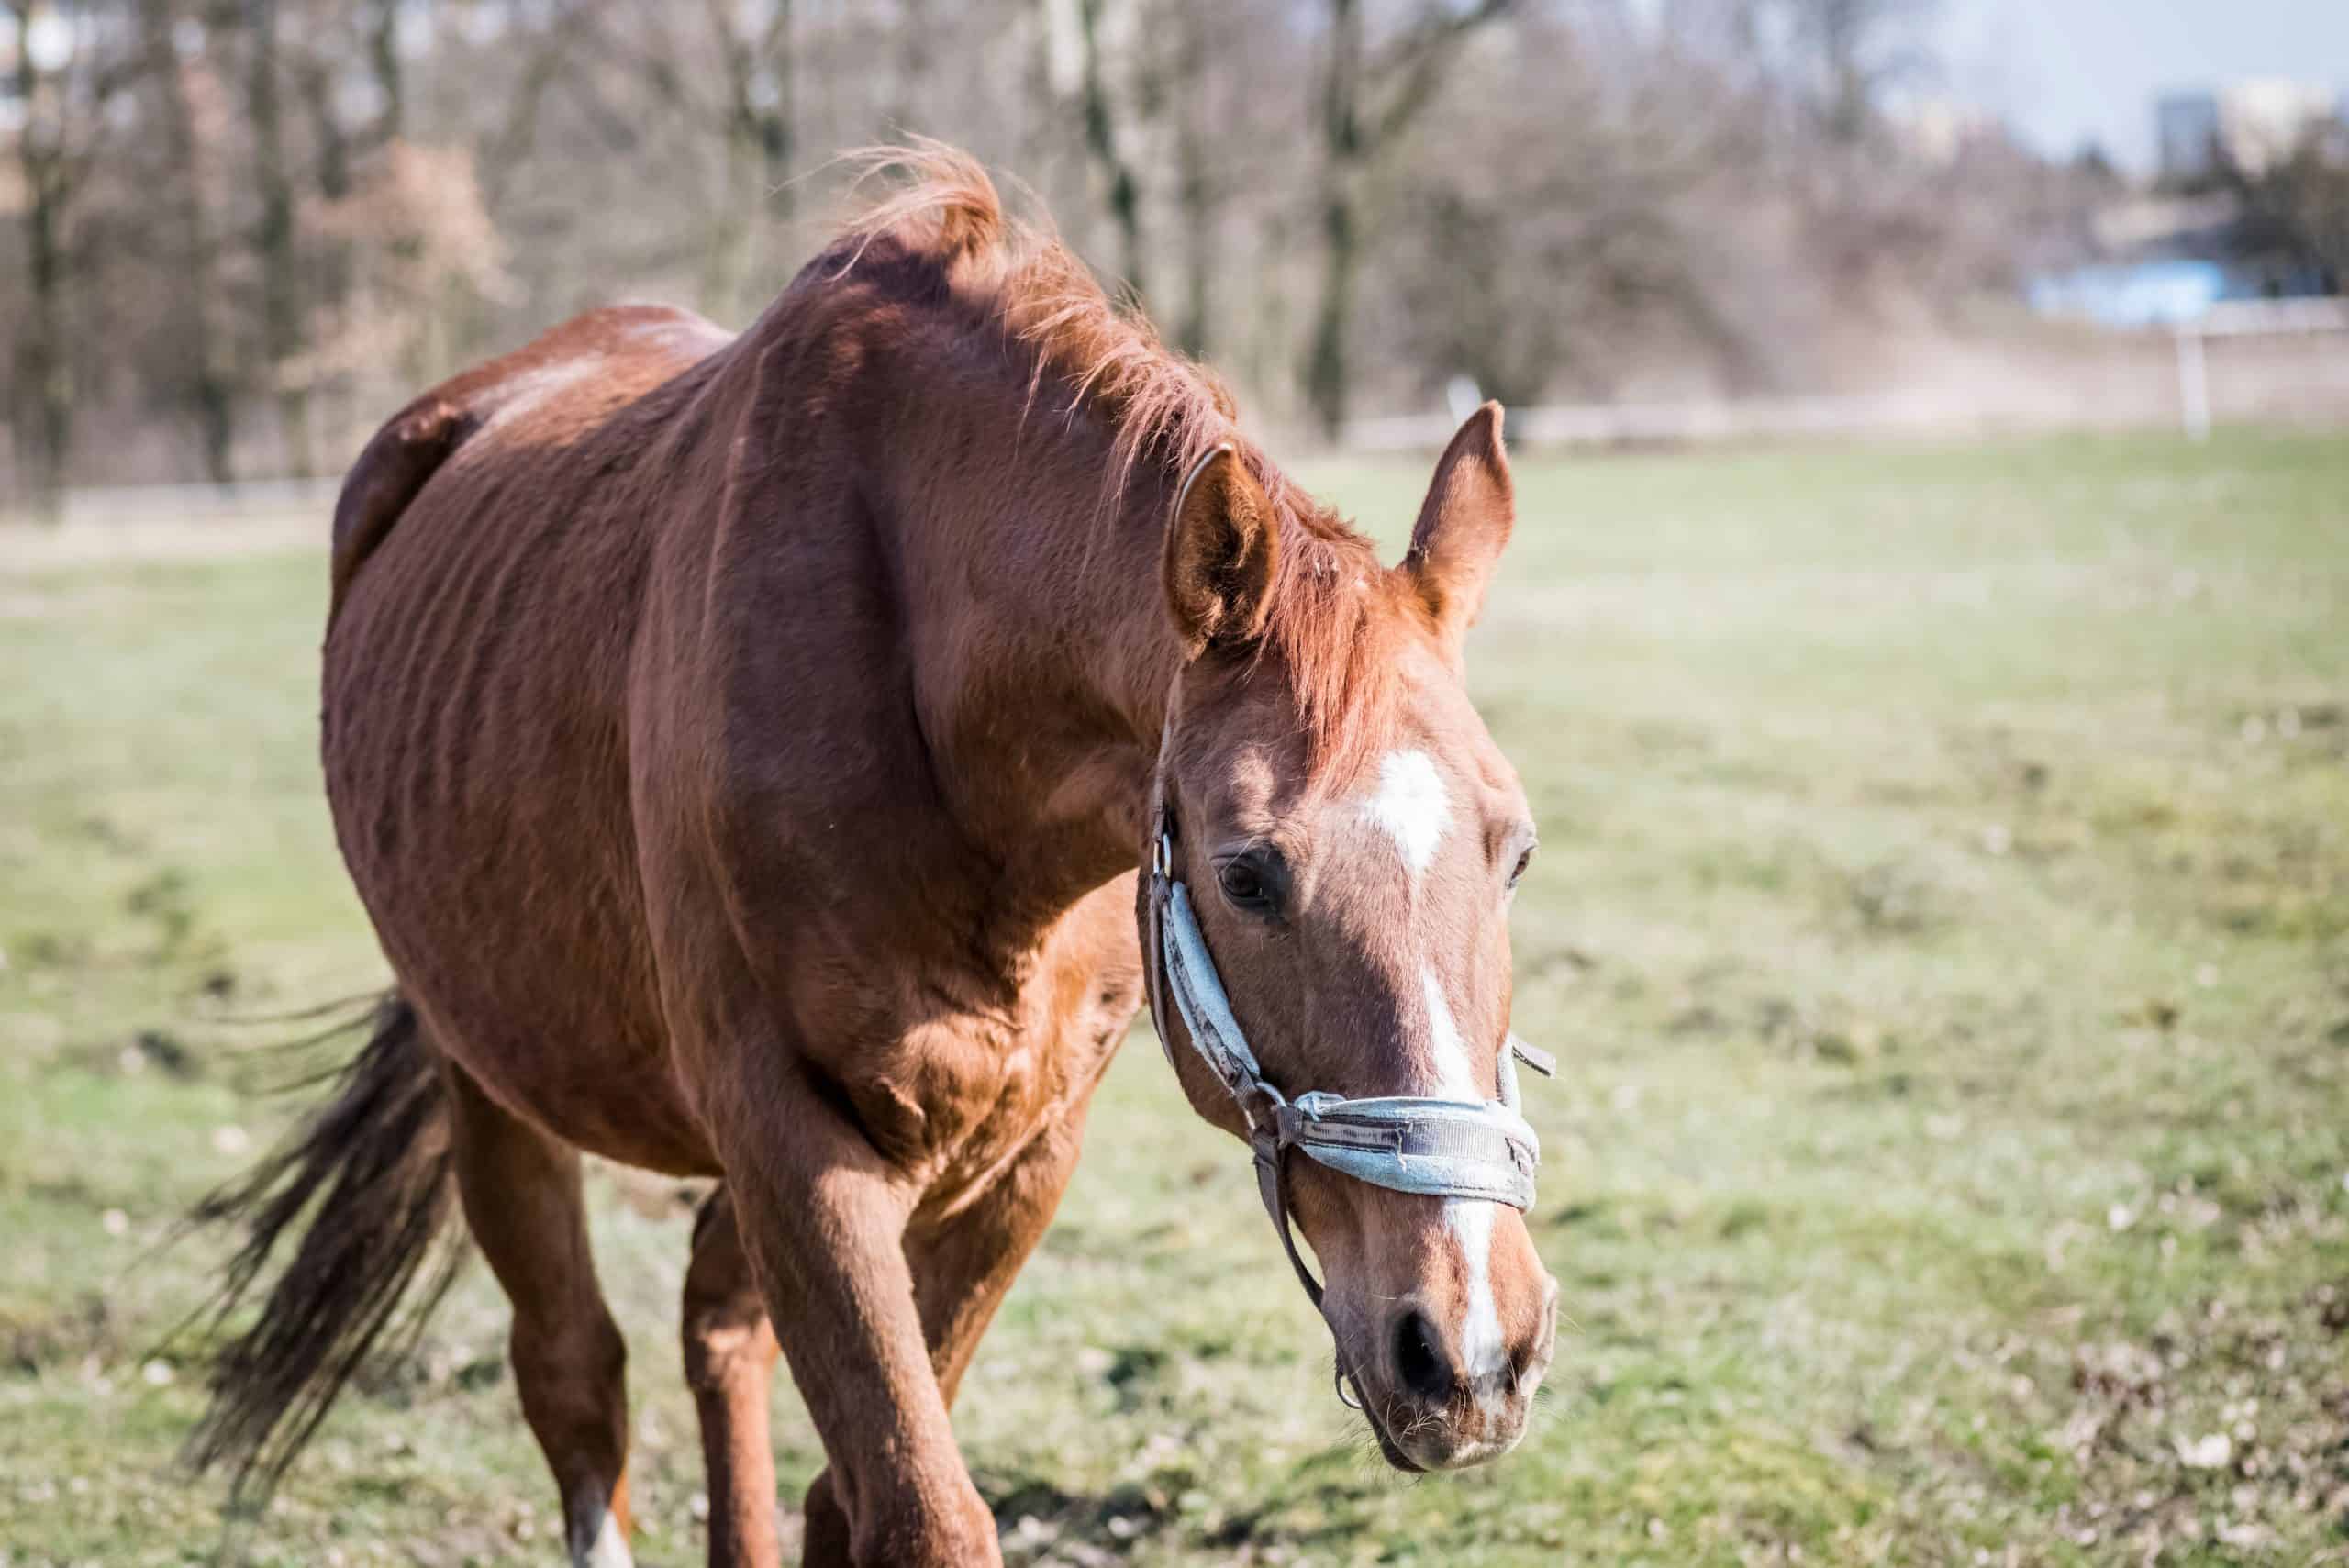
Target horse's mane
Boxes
[828,142,1261,509]
[827,143,1399,772]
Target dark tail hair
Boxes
[181,994,464,1509]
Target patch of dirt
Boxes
[4,1294,120,1374]
[2046,1292,2349,1559]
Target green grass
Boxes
[4,428,2347,1565]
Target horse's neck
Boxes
[888,426,1184,914]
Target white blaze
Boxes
[1423,967,1507,1385]
[1364,747,1508,1395]
[1419,966,1479,1101]
[1446,1195,1507,1384]
[1360,749,1452,887]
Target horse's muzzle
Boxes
[1355,1271,1558,1473]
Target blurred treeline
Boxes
[3,0,2103,506]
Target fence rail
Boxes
[6,477,346,527]
[1350,310,2349,452]
[1343,392,1985,452]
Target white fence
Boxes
[11,476,344,526]
[1348,301,2349,452]
[2172,297,2349,442]
[1344,392,1980,452]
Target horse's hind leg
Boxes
[445,1063,635,1568]
[682,1187,783,1568]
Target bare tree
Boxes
[479,1,596,206]
[579,0,797,323]
[6,0,147,513]
[708,0,796,321]
[364,0,401,139]
[1167,0,1215,353]
[244,0,315,476]
[893,0,932,128]
[1776,0,1939,144]
[140,0,236,483]
[1304,0,1512,439]
[1073,0,1147,302]
[0,0,2094,503]
[2235,127,2349,293]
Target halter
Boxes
[1140,447,1554,1410]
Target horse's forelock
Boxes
[1256,517,1408,784]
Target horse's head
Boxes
[1144,406,1555,1472]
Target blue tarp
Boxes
[2026,261,2232,328]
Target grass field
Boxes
[3,430,2346,1567]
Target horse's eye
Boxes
[1217,852,1278,915]
[1508,843,1536,892]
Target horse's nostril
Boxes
[1390,1309,1453,1401]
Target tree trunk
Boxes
[895,0,932,131]
[246,0,314,478]
[757,0,795,231]
[1304,0,1510,439]
[704,1,793,324]
[145,0,236,484]
[10,1,70,517]
[741,0,796,321]
[1172,0,1214,356]
[1075,0,1148,305]
[1305,0,1364,441]
[368,0,404,140]
[303,54,352,201]
[19,156,72,516]
[701,120,757,319]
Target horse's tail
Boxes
[183,993,464,1509]
[328,395,478,618]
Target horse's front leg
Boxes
[713,1070,1001,1568]
[798,1110,1096,1564]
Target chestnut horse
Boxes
[190,147,1556,1568]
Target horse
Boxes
[188,145,1558,1568]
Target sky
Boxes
[1934,0,2349,171]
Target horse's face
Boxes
[1152,408,1556,1472]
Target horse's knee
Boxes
[863,1493,1000,1568]
[682,1193,776,1394]
[801,1470,999,1568]
[681,1300,774,1393]
[854,1485,1000,1568]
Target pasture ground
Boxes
[3,430,2345,1566]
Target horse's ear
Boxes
[1163,445,1278,658]
[1403,403,1515,645]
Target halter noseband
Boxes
[1138,462,1554,1406]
